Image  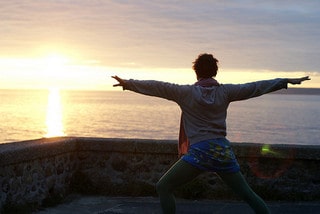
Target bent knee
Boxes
[156,181,164,193]
[156,180,171,194]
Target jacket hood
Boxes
[194,78,220,105]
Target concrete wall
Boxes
[1,137,320,211]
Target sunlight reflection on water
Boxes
[0,90,319,145]
[45,88,65,137]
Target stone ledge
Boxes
[231,142,320,160]
[0,137,77,166]
[0,137,319,212]
[76,137,177,154]
[1,137,319,167]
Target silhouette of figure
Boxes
[112,53,310,214]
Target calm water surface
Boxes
[1,89,319,145]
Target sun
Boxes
[39,52,75,88]
[42,53,70,73]
[43,53,69,67]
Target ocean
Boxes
[1,89,319,145]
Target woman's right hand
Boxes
[287,76,310,85]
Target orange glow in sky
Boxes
[0,1,319,90]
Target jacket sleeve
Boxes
[224,78,288,102]
[123,79,190,103]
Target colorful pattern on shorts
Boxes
[182,138,240,173]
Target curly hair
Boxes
[192,53,219,79]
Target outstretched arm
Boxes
[225,76,311,102]
[111,75,190,103]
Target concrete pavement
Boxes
[35,195,320,214]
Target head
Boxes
[192,53,219,79]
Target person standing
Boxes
[112,53,310,214]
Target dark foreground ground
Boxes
[35,195,320,214]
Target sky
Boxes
[1,0,319,90]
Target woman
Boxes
[112,53,310,214]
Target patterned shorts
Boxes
[181,138,240,173]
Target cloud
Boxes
[0,0,319,72]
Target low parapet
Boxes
[0,137,319,212]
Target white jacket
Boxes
[124,78,288,145]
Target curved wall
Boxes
[0,137,319,211]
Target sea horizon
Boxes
[1,88,319,145]
[1,87,320,94]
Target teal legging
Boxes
[156,159,270,214]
